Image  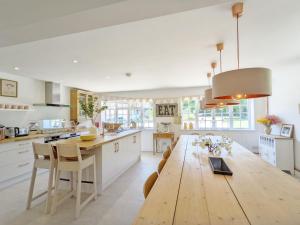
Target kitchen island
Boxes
[57,129,142,193]
[133,135,300,225]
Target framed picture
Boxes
[0,79,18,97]
[280,124,293,138]
[156,103,178,117]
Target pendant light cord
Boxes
[219,50,222,72]
[236,15,240,69]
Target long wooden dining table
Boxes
[132,135,300,225]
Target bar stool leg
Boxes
[70,172,75,197]
[75,170,82,218]
[51,170,61,215]
[45,164,55,213]
[93,158,97,200]
[26,167,37,210]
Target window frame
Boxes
[181,98,253,130]
[101,100,154,129]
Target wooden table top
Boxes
[133,135,300,225]
[56,129,141,150]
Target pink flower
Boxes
[265,115,281,125]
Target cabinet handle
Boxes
[18,162,30,168]
[114,142,119,153]
[114,143,117,152]
[18,150,30,154]
[18,142,30,146]
[133,136,136,144]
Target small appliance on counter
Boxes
[0,124,5,140]
[5,127,29,138]
[157,122,171,133]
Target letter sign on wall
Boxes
[155,103,178,117]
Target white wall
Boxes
[100,87,267,153]
[0,72,70,127]
[269,66,300,171]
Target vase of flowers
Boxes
[257,115,281,135]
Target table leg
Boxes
[153,138,155,155]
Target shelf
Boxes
[0,108,34,112]
[33,103,70,107]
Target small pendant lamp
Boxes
[200,97,216,110]
[212,2,272,100]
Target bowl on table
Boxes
[103,123,122,133]
[80,134,97,141]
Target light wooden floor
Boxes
[0,152,161,225]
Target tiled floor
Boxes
[0,152,161,225]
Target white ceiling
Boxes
[0,0,229,47]
[0,0,299,92]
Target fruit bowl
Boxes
[80,134,97,141]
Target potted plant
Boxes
[257,115,281,135]
[80,100,107,133]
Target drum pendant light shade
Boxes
[212,67,272,99]
[205,88,239,105]
[200,98,215,110]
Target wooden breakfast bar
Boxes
[133,135,300,225]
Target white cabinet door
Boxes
[102,141,119,187]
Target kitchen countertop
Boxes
[56,129,142,150]
[0,133,47,144]
[0,129,142,146]
[133,135,300,225]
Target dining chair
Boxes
[157,158,167,174]
[143,172,158,198]
[163,146,172,159]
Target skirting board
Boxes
[294,169,300,178]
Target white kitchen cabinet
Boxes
[0,138,44,188]
[101,132,141,190]
[258,134,294,174]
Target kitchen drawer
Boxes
[0,147,33,167]
[0,138,44,153]
[0,160,33,183]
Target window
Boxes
[181,98,252,130]
[116,102,129,127]
[181,98,197,128]
[130,102,143,128]
[101,100,154,128]
[142,102,154,128]
[104,101,116,123]
[232,99,250,129]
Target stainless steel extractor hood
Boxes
[33,82,70,107]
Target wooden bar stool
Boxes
[51,143,97,219]
[27,143,57,213]
[143,172,158,198]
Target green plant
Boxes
[80,100,107,119]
